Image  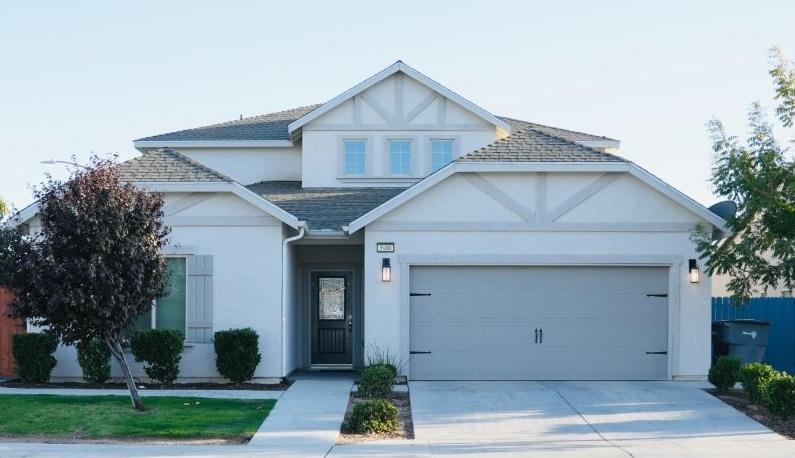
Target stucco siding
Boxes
[176,146,301,184]
[362,171,713,380]
[50,192,286,382]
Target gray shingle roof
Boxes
[497,117,618,143]
[135,105,617,145]
[118,148,231,182]
[246,181,404,231]
[458,126,625,163]
[135,105,321,142]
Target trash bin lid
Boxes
[720,319,770,326]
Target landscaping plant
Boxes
[739,362,778,404]
[213,328,262,384]
[130,329,184,385]
[348,399,398,434]
[11,332,58,384]
[708,355,742,394]
[1,156,170,410]
[766,373,795,419]
[358,364,394,398]
[77,339,112,384]
[365,343,404,378]
[691,47,795,304]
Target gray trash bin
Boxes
[716,319,770,364]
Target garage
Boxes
[409,265,669,380]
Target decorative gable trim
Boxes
[346,161,729,235]
[287,61,512,136]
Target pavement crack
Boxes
[551,387,636,458]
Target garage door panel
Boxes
[409,266,668,380]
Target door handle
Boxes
[347,316,353,334]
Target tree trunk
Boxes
[105,337,144,411]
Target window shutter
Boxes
[186,255,213,343]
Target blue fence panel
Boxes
[712,297,795,374]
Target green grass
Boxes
[0,395,276,441]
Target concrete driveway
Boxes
[395,381,793,457]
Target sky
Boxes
[1,1,794,210]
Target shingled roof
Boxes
[246,181,405,231]
[135,105,322,143]
[458,125,625,163]
[118,148,231,182]
[135,105,616,146]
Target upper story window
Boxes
[431,139,455,172]
[343,140,367,176]
[388,140,412,176]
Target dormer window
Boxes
[388,139,413,176]
[343,140,366,176]
[431,139,455,172]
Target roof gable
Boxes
[287,61,512,136]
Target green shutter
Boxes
[186,255,213,343]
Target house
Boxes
[14,61,727,382]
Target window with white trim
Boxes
[343,140,366,176]
[430,139,454,172]
[388,140,412,176]
[133,257,187,333]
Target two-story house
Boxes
[17,61,727,382]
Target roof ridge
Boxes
[497,116,619,143]
[153,148,233,182]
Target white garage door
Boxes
[409,266,669,380]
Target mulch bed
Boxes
[337,391,414,443]
[708,388,795,439]
[0,379,291,391]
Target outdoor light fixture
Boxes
[689,259,700,283]
[381,258,392,282]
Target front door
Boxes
[311,271,353,365]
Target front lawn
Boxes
[0,395,276,442]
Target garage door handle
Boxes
[646,351,668,355]
[410,350,432,354]
[534,328,538,343]
[539,328,543,344]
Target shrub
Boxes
[348,399,398,434]
[129,329,184,384]
[740,363,777,404]
[12,332,58,384]
[358,364,394,398]
[76,339,112,384]
[708,355,742,394]
[365,344,404,378]
[213,328,262,384]
[766,373,795,419]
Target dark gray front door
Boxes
[312,271,353,365]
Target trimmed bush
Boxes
[740,363,777,404]
[77,339,112,384]
[766,373,795,419]
[708,355,742,394]
[213,328,262,384]
[348,399,398,434]
[358,364,394,398]
[129,329,184,384]
[12,332,58,384]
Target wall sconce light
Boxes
[689,259,700,283]
[381,258,392,282]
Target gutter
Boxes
[281,222,307,378]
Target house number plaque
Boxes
[376,242,395,253]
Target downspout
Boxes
[281,222,306,379]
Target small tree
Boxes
[692,47,795,303]
[3,157,170,410]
